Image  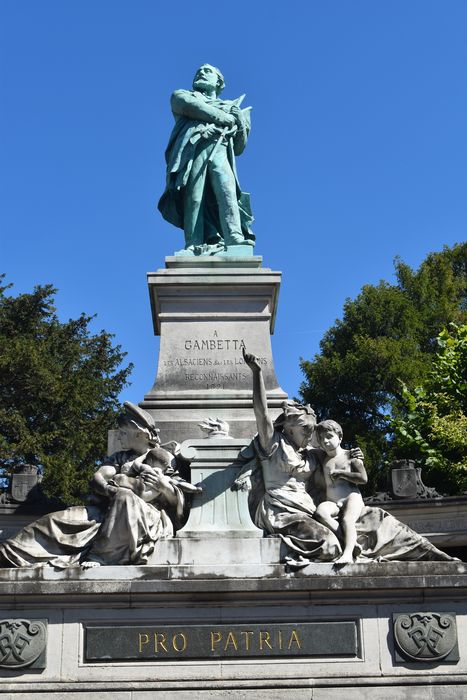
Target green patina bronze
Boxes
[158,64,254,257]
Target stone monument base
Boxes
[1,561,466,698]
[140,256,287,444]
[148,536,282,575]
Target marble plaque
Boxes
[85,621,359,661]
[155,324,273,395]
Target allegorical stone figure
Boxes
[238,348,456,566]
[0,403,199,568]
[158,64,255,256]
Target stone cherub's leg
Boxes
[208,146,245,247]
[315,500,341,533]
[336,492,364,564]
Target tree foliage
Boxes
[390,324,467,494]
[299,243,466,491]
[0,276,133,504]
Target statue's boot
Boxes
[174,245,196,256]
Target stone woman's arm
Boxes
[243,348,274,453]
[232,459,256,492]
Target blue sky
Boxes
[1,1,466,404]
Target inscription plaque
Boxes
[142,261,288,443]
[156,329,270,393]
[85,621,359,661]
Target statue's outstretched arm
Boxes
[171,90,236,128]
[243,348,274,453]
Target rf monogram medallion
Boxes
[393,613,458,663]
[0,619,47,669]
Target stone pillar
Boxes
[148,437,282,569]
[140,256,287,443]
[176,438,262,539]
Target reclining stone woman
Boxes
[238,349,455,566]
[0,402,199,568]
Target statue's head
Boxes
[192,64,225,96]
[274,401,317,449]
[117,401,161,450]
[315,420,343,452]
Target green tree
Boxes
[390,324,467,494]
[0,277,133,504]
[299,243,466,491]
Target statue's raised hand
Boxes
[242,347,262,373]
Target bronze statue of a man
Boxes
[158,64,254,256]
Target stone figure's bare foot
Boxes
[81,560,101,569]
[335,553,354,565]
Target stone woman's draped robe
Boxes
[0,450,187,568]
[246,433,454,565]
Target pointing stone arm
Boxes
[243,349,274,453]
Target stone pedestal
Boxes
[176,437,261,539]
[1,562,467,697]
[140,256,287,443]
[148,437,273,570]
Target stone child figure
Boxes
[158,64,255,256]
[314,420,368,564]
[92,422,182,505]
